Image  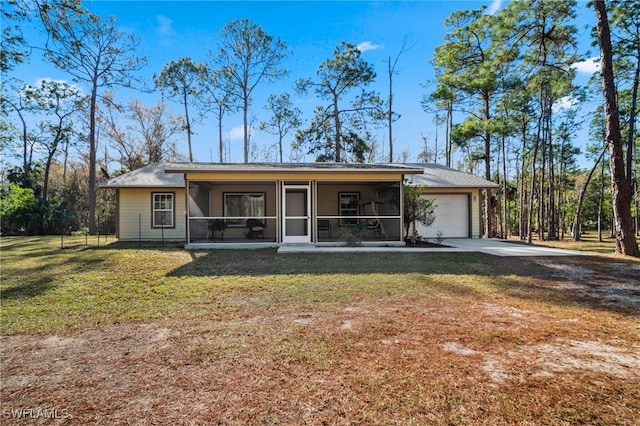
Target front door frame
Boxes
[282,183,311,243]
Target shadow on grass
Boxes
[168,250,492,277]
[1,276,56,300]
[90,240,186,251]
[168,250,640,317]
[480,255,640,317]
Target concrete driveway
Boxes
[442,238,585,257]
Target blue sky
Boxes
[12,0,600,166]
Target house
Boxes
[100,162,497,247]
[405,163,499,238]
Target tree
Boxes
[211,19,288,163]
[259,93,302,162]
[2,79,36,174]
[295,42,383,162]
[102,97,184,172]
[0,0,28,73]
[593,0,639,256]
[198,67,240,163]
[0,184,37,234]
[22,79,86,200]
[517,1,578,241]
[608,0,640,194]
[424,80,456,167]
[39,1,147,233]
[403,181,436,239]
[432,7,500,237]
[154,57,207,162]
[573,148,607,239]
[384,37,411,163]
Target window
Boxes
[152,193,174,228]
[339,192,359,225]
[224,193,265,226]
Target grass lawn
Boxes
[508,232,640,255]
[1,236,639,425]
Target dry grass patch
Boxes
[508,232,640,257]
[1,237,639,425]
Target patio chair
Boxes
[364,218,381,237]
[317,219,332,239]
[208,220,227,240]
[245,218,265,239]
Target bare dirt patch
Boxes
[2,254,639,425]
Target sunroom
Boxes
[164,163,424,247]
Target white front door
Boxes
[282,184,311,243]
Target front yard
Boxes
[1,237,639,425]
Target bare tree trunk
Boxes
[243,94,249,163]
[446,101,452,168]
[594,0,639,256]
[388,56,393,163]
[218,105,224,163]
[502,134,508,238]
[519,121,528,240]
[333,96,341,162]
[627,57,639,193]
[573,146,606,241]
[483,93,493,238]
[635,176,639,236]
[183,87,193,162]
[538,105,547,241]
[528,108,544,244]
[598,157,605,242]
[62,137,69,181]
[88,84,98,234]
[547,111,557,240]
[559,133,566,240]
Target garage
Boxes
[415,193,469,238]
[405,163,498,239]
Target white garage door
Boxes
[415,194,469,238]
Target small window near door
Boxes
[339,192,359,225]
[152,192,174,228]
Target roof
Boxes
[404,163,499,189]
[99,162,497,189]
[100,163,185,188]
[164,162,424,174]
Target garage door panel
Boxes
[416,194,468,238]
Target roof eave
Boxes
[164,165,424,174]
[99,184,185,189]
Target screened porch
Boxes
[185,179,404,246]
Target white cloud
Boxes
[486,0,502,15]
[357,41,382,52]
[31,77,84,95]
[228,125,254,141]
[572,57,600,75]
[156,15,174,36]
[553,95,580,113]
[35,77,62,86]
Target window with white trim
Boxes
[339,192,359,225]
[152,193,174,228]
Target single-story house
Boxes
[100,162,497,247]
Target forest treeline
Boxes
[1,0,638,255]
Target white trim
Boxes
[282,184,311,244]
[152,192,174,228]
